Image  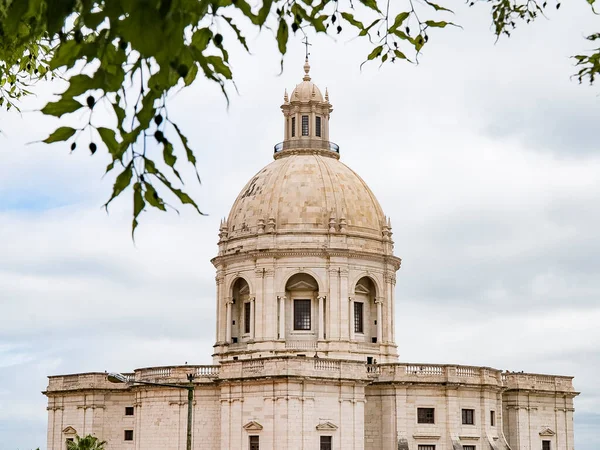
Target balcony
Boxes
[273,139,339,154]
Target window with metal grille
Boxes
[244,302,251,334]
[291,117,296,137]
[418,446,436,450]
[462,409,475,425]
[542,441,551,450]
[320,436,332,450]
[463,446,476,450]
[125,406,134,416]
[354,302,364,333]
[417,408,435,424]
[316,116,322,137]
[249,435,260,450]
[124,430,134,441]
[490,410,495,426]
[294,299,311,330]
[302,115,309,136]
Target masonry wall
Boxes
[219,377,365,450]
[503,391,576,450]
[46,384,220,450]
[365,383,508,450]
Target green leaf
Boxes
[41,98,84,117]
[206,56,232,79]
[277,19,289,55]
[97,127,119,156]
[104,162,133,209]
[42,127,77,143]
[172,122,201,183]
[423,0,454,13]
[257,0,274,26]
[191,28,213,53]
[144,183,166,211]
[359,0,381,13]
[390,12,410,31]
[162,140,183,182]
[184,63,199,86]
[132,182,145,237]
[394,49,408,60]
[341,12,365,30]
[222,17,249,51]
[367,45,383,61]
[424,20,455,28]
[48,40,80,70]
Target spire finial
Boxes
[325,87,329,102]
[284,88,289,102]
[303,57,311,81]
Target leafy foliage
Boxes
[65,435,107,450]
[0,0,598,234]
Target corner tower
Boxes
[212,60,401,364]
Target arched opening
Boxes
[283,273,320,342]
[354,277,377,343]
[231,278,250,343]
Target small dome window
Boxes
[316,116,322,137]
[291,117,296,137]
[302,115,309,136]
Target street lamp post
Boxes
[108,372,195,450]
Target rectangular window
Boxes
[354,302,364,333]
[490,410,495,426]
[291,117,296,137]
[417,408,435,424]
[462,409,475,425]
[320,436,332,450]
[124,430,134,441]
[463,446,476,450]
[542,441,551,450]
[302,115,309,136]
[244,302,251,334]
[316,116,322,137]
[125,406,134,416]
[294,299,311,330]
[418,446,436,450]
[249,435,260,450]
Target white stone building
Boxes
[44,60,578,450]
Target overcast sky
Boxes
[1,2,599,449]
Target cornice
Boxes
[212,248,401,268]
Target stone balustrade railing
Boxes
[285,340,318,350]
[314,359,340,371]
[46,360,575,394]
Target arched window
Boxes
[231,278,250,342]
[285,273,319,334]
[354,277,377,343]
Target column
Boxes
[349,297,355,341]
[375,298,383,344]
[318,296,325,340]
[225,300,232,343]
[278,295,286,340]
[249,297,255,339]
[328,269,340,339]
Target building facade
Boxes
[44,60,578,450]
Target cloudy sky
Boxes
[1,2,599,449]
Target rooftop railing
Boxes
[273,139,339,153]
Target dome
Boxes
[290,59,324,103]
[226,153,386,239]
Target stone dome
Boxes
[290,59,324,103]
[226,153,386,239]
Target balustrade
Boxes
[314,359,340,371]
